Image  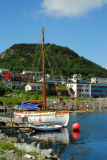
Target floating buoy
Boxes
[38,119,43,123]
[72,123,80,131]
[72,131,80,140]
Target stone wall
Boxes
[47,99,107,111]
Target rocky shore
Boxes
[0,130,59,160]
[0,99,107,159]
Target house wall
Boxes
[91,83,107,98]
[5,81,25,90]
[67,82,107,98]
[25,85,32,91]
[25,85,42,91]
[67,83,91,97]
[67,83,77,97]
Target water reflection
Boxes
[1,112,107,160]
[72,131,80,140]
[30,128,70,144]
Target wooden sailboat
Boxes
[14,26,69,127]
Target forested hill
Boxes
[0,43,107,78]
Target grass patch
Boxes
[0,157,7,160]
[0,139,25,156]
[0,150,4,155]
[29,150,39,156]
[0,97,23,104]
[0,89,107,105]
[0,90,42,104]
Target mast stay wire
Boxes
[36,45,42,73]
[45,47,88,109]
[31,44,42,71]
[31,31,42,72]
[45,50,68,109]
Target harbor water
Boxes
[61,111,107,160]
[1,110,107,160]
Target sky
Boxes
[0,0,107,67]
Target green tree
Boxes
[33,91,39,100]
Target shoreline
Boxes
[0,130,58,160]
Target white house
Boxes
[67,83,91,98]
[0,68,9,74]
[71,74,82,82]
[25,82,43,91]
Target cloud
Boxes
[41,0,107,17]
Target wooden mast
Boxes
[42,26,46,110]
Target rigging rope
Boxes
[36,48,42,74]
[63,81,88,108]
[54,80,68,109]
[46,47,88,109]
[45,51,68,109]
[32,31,42,72]
[31,44,42,72]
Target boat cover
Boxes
[18,103,39,110]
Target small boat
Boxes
[28,122,62,131]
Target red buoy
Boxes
[72,123,80,131]
[38,119,43,123]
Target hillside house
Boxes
[67,81,107,98]
[91,77,107,84]
[22,71,42,82]
[91,83,107,98]
[0,68,9,74]
[67,83,91,97]
[25,82,43,91]
[4,81,25,90]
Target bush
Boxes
[0,83,6,96]
[13,90,26,94]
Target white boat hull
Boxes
[29,124,62,131]
[14,111,69,127]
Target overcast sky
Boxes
[0,0,107,67]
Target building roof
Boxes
[26,82,42,87]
